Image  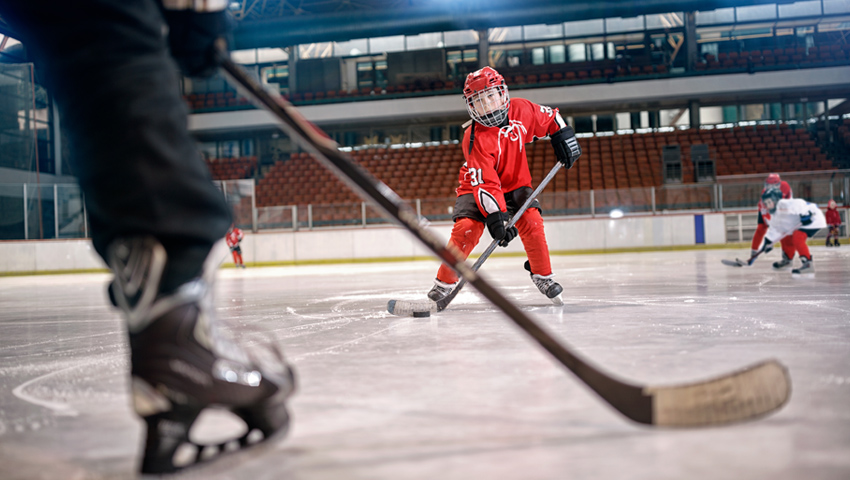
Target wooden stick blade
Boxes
[646,359,791,427]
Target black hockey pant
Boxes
[0,0,232,289]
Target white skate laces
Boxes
[531,273,564,306]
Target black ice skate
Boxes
[107,237,296,474]
[791,257,814,275]
[524,261,564,305]
[772,252,792,270]
[427,279,457,302]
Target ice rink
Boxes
[0,246,849,480]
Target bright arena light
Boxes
[609,208,624,219]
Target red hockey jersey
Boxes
[826,207,841,226]
[225,227,243,248]
[456,97,561,216]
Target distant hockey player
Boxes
[226,224,246,267]
[758,188,826,275]
[825,199,842,247]
[426,67,581,304]
[751,173,796,269]
[0,0,294,474]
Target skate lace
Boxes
[532,274,555,292]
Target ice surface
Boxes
[0,248,848,479]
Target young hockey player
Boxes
[0,1,294,474]
[227,224,247,267]
[757,188,826,275]
[427,67,582,305]
[750,173,796,269]
[825,199,842,247]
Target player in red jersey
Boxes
[751,173,796,269]
[226,224,246,268]
[427,67,582,304]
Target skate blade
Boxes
[550,294,564,306]
[140,421,290,479]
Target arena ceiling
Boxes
[230,0,799,49]
[0,1,801,52]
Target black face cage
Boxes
[465,84,510,127]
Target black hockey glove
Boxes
[800,211,813,226]
[163,9,233,78]
[550,125,582,169]
[485,212,518,247]
[762,238,773,254]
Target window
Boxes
[606,16,645,33]
[695,8,735,25]
[563,19,604,38]
[489,26,522,43]
[549,44,566,63]
[298,42,332,59]
[823,0,850,14]
[334,39,368,57]
[524,23,563,40]
[531,47,546,65]
[444,30,479,47]
[778,0,822,17]
[568,43,587,62]
[256,48,288,63]
[646,13,684,29]
[736,4,777,22]
[406,32,443,51]
[369,35,405,54]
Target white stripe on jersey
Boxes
[478,189,501,215]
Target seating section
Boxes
[185,40,849,112]
[206,156,258,181]
[696,45,850,71]
[255,146,462,208]
[185,91,250,110]
[253,123,836,211]
[711,124,829,175]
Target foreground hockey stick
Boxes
[218,52,791,427]
[387,162,564,317]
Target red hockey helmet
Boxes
[764,173,781,189]
[463,67,510,127]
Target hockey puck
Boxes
[412,310,430,318]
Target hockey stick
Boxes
[721,246,765,267]
[217,51,791,427]
[387,162,564,317]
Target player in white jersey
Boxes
[758,188,826,275]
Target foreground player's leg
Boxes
[109,236,295,473]
[516,210,563,304]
